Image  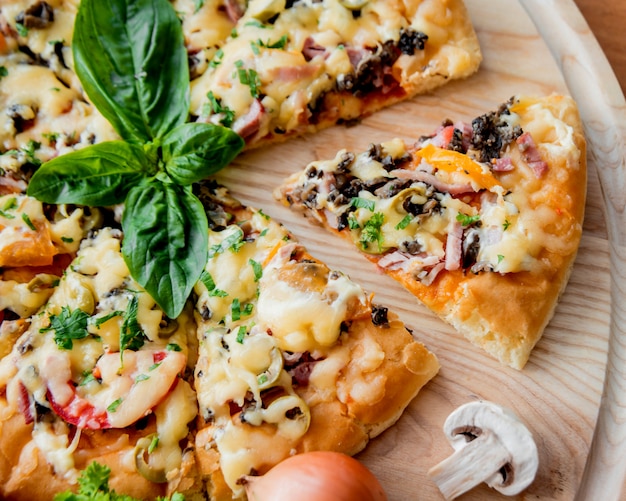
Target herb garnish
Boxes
[456,212,481,227]
[54,461,185,501]
[21,212,36,231]
[350,197,376,212]
[199,270,228,297]
[360,212,385,251]
[41,306,90,350]
[395,214,412,230]
[120,295,147,353]
[204,91,235,127]
[249,259,263,281]
[107,398,123,412]
[26,0,244,319]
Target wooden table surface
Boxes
[574,0,626,96]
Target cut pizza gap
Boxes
[276,94,587,370]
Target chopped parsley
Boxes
[79,371,96,387]
[148,435,160,454]
[107,398,122,412]
[204,91,234,127]
[22,140,42,166]
[42,131,61,143]
[503,219,511,231]
[21,212,36,231]
[360,212,385,251]
[231,298,253,321]
[91,310,123,328]
[209,48,224,68]
[120,295,147,353]
[40,306,90,350]
[251,34,288,54]
[234,60,261,98]
[61,235,74,243]
[0,197,17,219]
[53,461,185,501]
[166,342,182,352]
[249,259,263,281]
[193,0,205,12]
[209,227,245,257]
[199,270,228,297]
[0,66,7,79]
[456,212,481,227]
[348,214,360,230]
[497,254,505,263]
[395,214,412,230]
[235,325,246,344]
[245,20,270,29]
[135,374,150,383]
[15,23,28,37]
[350,197,375,212]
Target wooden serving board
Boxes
[215,0,626,499]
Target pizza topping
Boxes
[15,2,54,31]
[278,96,584,283]
[3,227,198,479]
[515,132,548,177]
[428,401,539,500]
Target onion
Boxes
[242,451,388,501]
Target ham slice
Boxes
[389,168,474,195]
[516,132,548,177]
[232,99,264,140]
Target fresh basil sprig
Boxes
[26,0,244,319]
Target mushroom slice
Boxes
[428,400,538,499]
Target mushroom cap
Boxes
[443,400,539,496]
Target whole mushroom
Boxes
[428,400,539,500]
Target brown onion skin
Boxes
[243,451,388,501]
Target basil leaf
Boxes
[122,180,208,319]
[161,123,244,185]
[73,0,189,143]
[26,141,149,206]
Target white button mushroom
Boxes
[428,400,539,500]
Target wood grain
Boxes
[519,1,626,499]
[213,0,626,498]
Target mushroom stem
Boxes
[428,431,510,499]
[428,401,538,499]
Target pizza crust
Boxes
[0,400,170,501]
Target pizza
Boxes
[190,182,439,500]
[276,94,587,369]
[0,0,481,155]
[0,180,439,500]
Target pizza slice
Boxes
[191,0,482,147]
[190,181,439,500]
[276,94,587,369]
[0,226,203,501]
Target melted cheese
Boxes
[289,99,582,277]
[194,206,373,495]
[5,228,197,479]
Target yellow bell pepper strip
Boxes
[416,143,502,191]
